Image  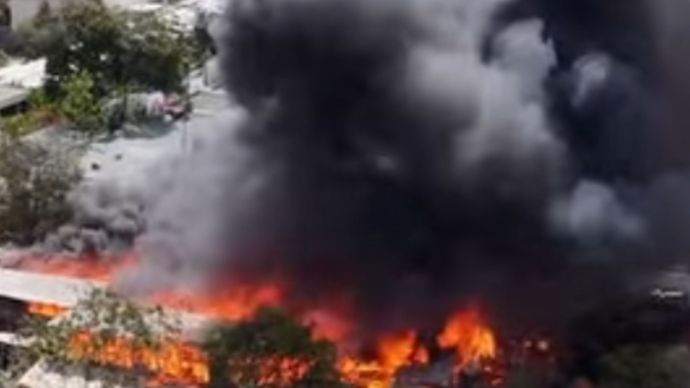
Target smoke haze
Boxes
[99,0,690,338]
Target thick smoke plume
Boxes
[117,0,690,339]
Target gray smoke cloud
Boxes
[41,112,245,255]
[57,0,690,338]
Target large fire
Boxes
[437,309,498,371]
[339,330,429,388]
[147,285,284,322]
[69,331,209,386]
[21,255,499,387]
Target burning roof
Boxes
[4,0,690,386]
[0,258,508,388]
[110,0,690,347]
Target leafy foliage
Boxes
[0,89,62,138]
[203,308,349,388]
[1,71,108,135]
[8,0,199,135]
[0,137,79,245]
[34,0,196,98]
[117,11,198,93]
[58,71,105,133]
[0,113,42,138]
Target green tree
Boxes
[118,11,198,93]
[58,71,105,132]
[203,308,349,388]
[0,137,80,245]
[37,0,197,98]
[43,0,127,97]
[1,89,63,137]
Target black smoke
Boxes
[130,0,690,340]
[566,293,690,380]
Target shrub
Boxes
[36,0,197,98]
[0,113,41,138]
[58,71,105,133]
[0,89,63,138]
[0,137,80,245]
[203,308,349,388]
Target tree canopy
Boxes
[203,308,349,388]
[0,137,80,245]
[20,0,196,98]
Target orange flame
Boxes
[146,285,283,322]
[19,254,136,282]
[339,330,429,388]
[19,255,503,387]
[437,309,497,371]
[226,355,313,386]
[69,330,208,385]
[412,345,429,364]
[27,302,68,318]
[27,320,319,387]
[25,299,498,387]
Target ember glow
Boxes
[20,256,501,387]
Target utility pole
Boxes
[181,62,191,154]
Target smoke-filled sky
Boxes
[91,0,690,337]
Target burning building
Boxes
[122,0,690,347]
[2,0,690,386]
[0,257,510,387]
